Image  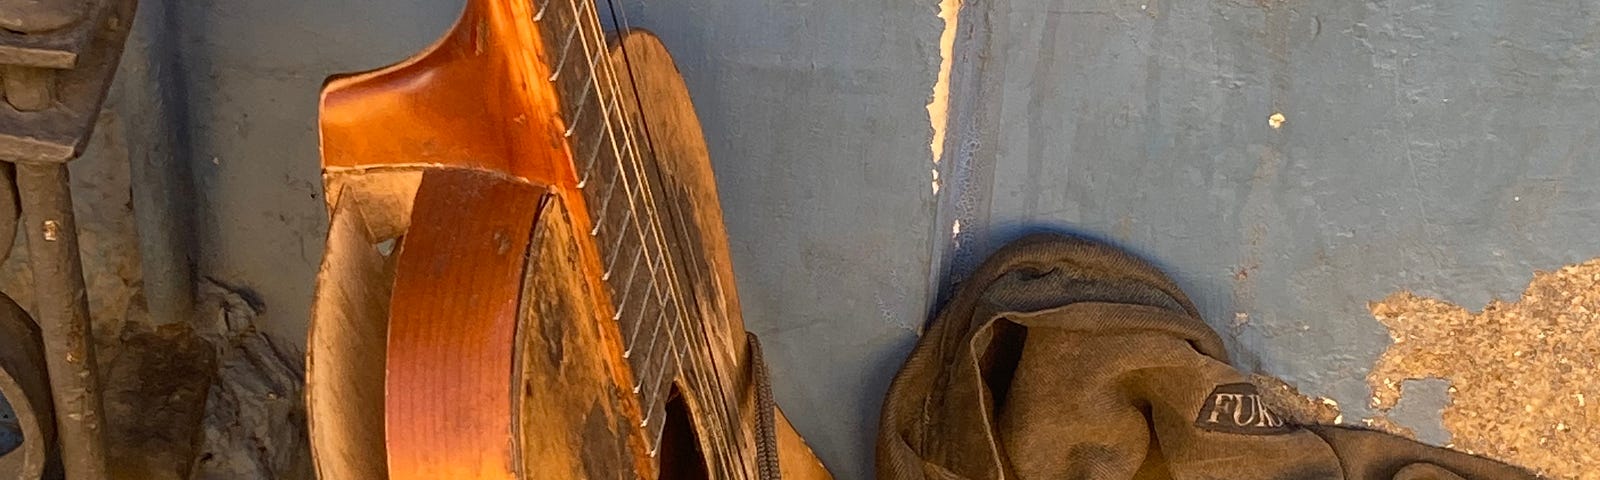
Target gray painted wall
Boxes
[609,2,941,477]
[934,0,1600,446]
[172,0,460,347]
[149,0,1598,477]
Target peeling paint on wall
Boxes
[927,0,961,172]
[1367,260,1600,479]
[1252,373,1344,426]
[927,0,962,201]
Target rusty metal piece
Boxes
[0,0,141,478]
[1,65,54,112]
[0,0,142,478]
[0,0,99,70]
[0,0,135,163]
[0,293,58,480]
[16,163,106,480]
[0,163,13,265]
[0,0,84,34]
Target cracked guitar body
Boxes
[302,1,831,478]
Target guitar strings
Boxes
[529,0,736,469]
[535,0,748,472]
[585,8,744,473]
[564,0,744,472]
[594,3,753,474]
[586,1,730,442]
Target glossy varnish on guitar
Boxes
[307,0,830,478]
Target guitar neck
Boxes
[528,0,760,476]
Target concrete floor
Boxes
[15,0,1591,478]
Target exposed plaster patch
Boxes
[1367,260,1600,479]
[927,0,961,176]
[1361,415,1417,439]
[1252,374,1344,426]
[1268,112,1286,129]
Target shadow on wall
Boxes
[940,220,1266,371]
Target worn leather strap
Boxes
[747,333,781,480]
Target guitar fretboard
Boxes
[530,0,749,475]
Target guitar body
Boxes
[305,2,830,479]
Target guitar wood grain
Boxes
[384,168,544,480]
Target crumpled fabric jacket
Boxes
[876,234,1537,480]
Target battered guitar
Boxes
[302,1,832,478]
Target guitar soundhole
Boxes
[657,384,708,479]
